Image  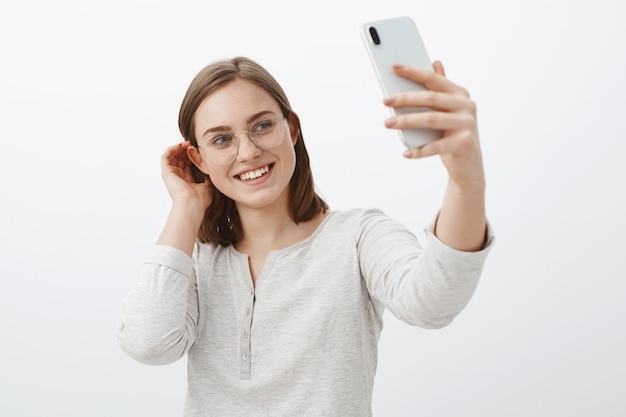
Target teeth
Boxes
[239,165,269,181]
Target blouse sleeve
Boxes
[116,244,200,365]
[356,209,494,329]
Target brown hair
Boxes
[178,56,328,246]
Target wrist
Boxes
[156,202,207,256]
[447,176,486,196]
[170,200,206,225]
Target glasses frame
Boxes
[200,116,287,166]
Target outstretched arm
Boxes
[383,61,486,251]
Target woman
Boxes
[117,56,493,416]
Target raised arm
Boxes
[157,141,212,255]
[116,141,211,364]
[383,62,487,251]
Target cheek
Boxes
[276,144,297,180]
[205,166,231,189]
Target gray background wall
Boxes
[1,0,624,415]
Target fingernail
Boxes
[402,149,412,158]
[383,97,395,106]
[384,117,396,127]
[392,64,404,70]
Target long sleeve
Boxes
[114,209,494,416]
[357,209,494,329]
[117,245,200,365]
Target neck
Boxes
[234,194,327,254]
[237,203,296,248]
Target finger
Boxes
[163,143,193,172]
[402,130,475,158]
[433,60,446,77]
[385,110,475,131]
[163,142,187,161]
[384,90,473,112]
[392,64,466,96]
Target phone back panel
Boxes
[360,16,441,148]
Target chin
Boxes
[233,188,290,212]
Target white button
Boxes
[117,322,125,331]
[242,353,249,361]
[246,308,251,316]
[243,330,249,338]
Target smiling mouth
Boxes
[238,164,273,181]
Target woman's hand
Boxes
[161,141,212,212]
[383,61,487,251]
[156,142,212,255]
[383,61,484,190]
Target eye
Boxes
[251,119,277,135]
[210,133,233,146]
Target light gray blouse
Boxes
[117,208,494,416]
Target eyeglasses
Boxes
[199,116,287,166]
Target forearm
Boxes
[156,201,205,256]
[434,179,487,252]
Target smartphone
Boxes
[360,16,441,148]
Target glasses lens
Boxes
[250,117,285,150]
[202,134,237,166]
[201,117,286,165]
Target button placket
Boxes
[240,286,255,379]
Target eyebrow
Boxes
[200,110,276,139]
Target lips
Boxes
[237,164,273,181]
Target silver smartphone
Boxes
[360,16,442,148]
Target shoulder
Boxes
[330,207,411,226]
[323,208,412,239]
[191,239,232,264]
[326,208,387,224]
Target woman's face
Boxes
[190,79,297,213]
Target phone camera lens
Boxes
[369,27,380,45]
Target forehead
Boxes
[194,79,280,129]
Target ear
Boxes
[287,113,300,146]
[187,143,209,175]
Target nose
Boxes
[235,132,262,162]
